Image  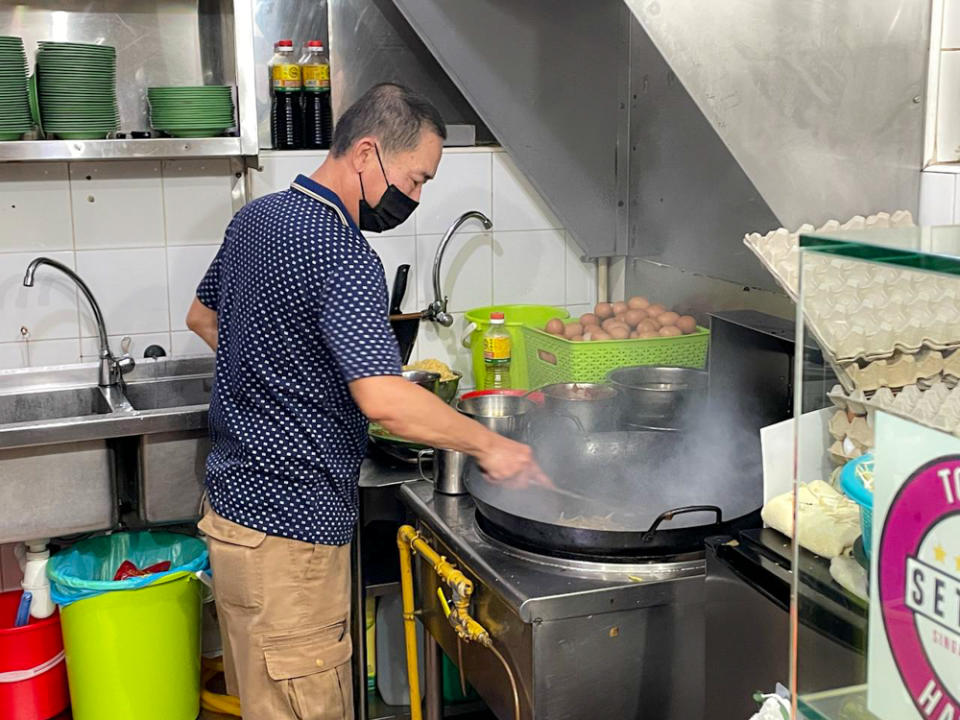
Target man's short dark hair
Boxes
[331,83,447,157]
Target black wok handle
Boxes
[641,505,723,542]
[389,264,410,315]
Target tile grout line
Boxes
[160,160,175,346]
[65,161,83,365]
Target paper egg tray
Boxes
[828,408,873,466]
[742,210,960,363]
[828,379,960,438]
[840,348,957,392]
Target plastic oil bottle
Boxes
[483,312,512,389]
[300,40,332,149]
[269,39,303,149]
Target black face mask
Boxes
[358,146,418,232]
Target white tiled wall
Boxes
[929,0,960,163]
[0,159,236,368]
[0,148,594,384]
[252,147,595,387]
[919,168,960,224]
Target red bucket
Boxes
[0,590,69,720]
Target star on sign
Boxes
[934,545,947,563]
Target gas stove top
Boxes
[400,481,704,623]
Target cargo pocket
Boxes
[198,510,267,609]
[264,621,354,720]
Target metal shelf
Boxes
[0,137,246,163]
[367,690,410,720]
[366,581,401,598]
[366,690,490,720]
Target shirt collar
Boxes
[290,174,361,235]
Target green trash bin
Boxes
[47,531,208,720]
[464,304,570,389]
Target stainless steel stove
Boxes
[400,481,708,720]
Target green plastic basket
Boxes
[522,326,710,386]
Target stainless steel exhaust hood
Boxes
[391,0,929,288]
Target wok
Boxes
[467,429,762,557]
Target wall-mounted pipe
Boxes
[596,257,609,304]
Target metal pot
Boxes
[402,369,441,393]
[456,394,533,439]
[538,382,620,432]
[418,447,469,495]
[606,366,707,428]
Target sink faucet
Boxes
[23,256,135,387]
[428,210,493,327]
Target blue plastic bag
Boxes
[47,530,208,607]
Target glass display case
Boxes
[790,226,960,720]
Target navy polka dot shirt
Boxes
[196,174,402,545]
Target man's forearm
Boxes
[186,298,219,351]
[351,376,495,455]
[194,324,218,351]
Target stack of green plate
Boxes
[0,37,32,141]
[147,86,235,138]
[36,41,119,140]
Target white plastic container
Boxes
[19,540,54,619]
[375,592,424,705]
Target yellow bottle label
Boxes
[303,64,330,90]
[272,63,302,90]
[483,336,511,361]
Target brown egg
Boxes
[609,325,630,339]
[636,319,659,334]
[570,335,584,342]
[590,330,611,341]
[658,311,680,327]
[624,309,647,327]
[612,301,628,315]
[629,330,640,339]
[580,312,598,327]
[658,325,682,337]
[627,296,650,310]
[595,302,614,319]
[646,303,667,317]
[637,330,660,339]
[601,317,622,332]
[545,318,565,335]
[676,315,697,334]
[563,321,583,338]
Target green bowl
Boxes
[38,42,115,53]
[160,128,229,138]
[28,73,39,129]
[148,85,230,91]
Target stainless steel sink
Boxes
[0,386,112,424]
[123,375,213,411]
[0,357,217,541]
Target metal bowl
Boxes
[434,371,463,405]
[456,393,534,438]
[402,369,441,393]
[538,382,620,432]
[606,366,707,427]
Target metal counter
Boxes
[399,481,708,720]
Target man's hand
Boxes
[350,375,551,488]
[476,435,553,489]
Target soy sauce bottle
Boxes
[300,40,332,149]
[270,40,303,149]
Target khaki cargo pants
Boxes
[199,508,353,720]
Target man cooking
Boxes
[186,82,546,720]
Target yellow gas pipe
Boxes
[397,524,520,720]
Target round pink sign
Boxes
[879,456,960,719]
